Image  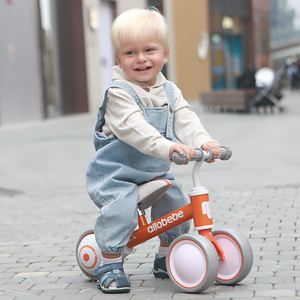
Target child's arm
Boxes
[171,84,221,162]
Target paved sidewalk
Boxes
[0,89,299,299]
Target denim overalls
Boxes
[86,81,190,254]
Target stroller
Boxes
[249,57,295,112]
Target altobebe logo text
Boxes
[147,211,184,233]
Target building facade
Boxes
[270,0,300,70]
[209,0,271,89]
[0,1,43,125]
[0,0,271,126]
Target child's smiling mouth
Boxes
[135,66,152,71]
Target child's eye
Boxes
[146,48,153,53]
[126,51,135,55]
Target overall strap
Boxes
[98,80,175,139]
[164,80,175,141]
[108,81,148,122]
[97,81,148,123]
[96,88,110,124]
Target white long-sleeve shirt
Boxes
[102,66,215,162]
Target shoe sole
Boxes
[153,269,169,279]
[97,281,130,293]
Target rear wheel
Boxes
[76,229,101,280]
[213,229,253,285]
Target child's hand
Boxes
[201,142,221,163]
[170,144,195,164]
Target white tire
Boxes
[166,234,219,293]
[75,229,100,280]
[213,228,253,285]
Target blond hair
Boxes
[111,8,169,55]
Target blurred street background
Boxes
[0,89,299,299]
[0,0,300,125]
[1,0,300,299]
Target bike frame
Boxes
[126,186,226,261]
[75,146,255,291]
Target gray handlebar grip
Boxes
[220,146,232,160]
[171,148,205,165]
[171,152,188,165]
[172,146,232,164]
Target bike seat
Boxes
[138,179,172,210]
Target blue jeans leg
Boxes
[94,181,139,255]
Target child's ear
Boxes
[163,50,169,64]
[115,53,122,68]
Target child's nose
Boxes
[136,52,147,63]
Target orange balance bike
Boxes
[76,146,253,293]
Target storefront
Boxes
[209,0,270,90]
[209,0,251,90]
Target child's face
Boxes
[115,29,169,86]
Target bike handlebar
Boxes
[171,146,232,165]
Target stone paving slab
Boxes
[0,90,300,299]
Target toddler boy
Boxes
[86,8,221,293]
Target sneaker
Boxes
[153,253,169,278]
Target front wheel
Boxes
[166,234,219,293]
[213,229,253,285]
